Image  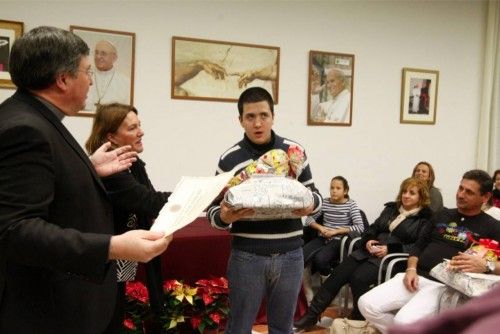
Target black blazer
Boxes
[0,91,116,334]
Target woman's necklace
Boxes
[94,70,116,106]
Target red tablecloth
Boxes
[136,217,306,325]
[162,216,231,284]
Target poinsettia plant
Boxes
[123,277,229,333]
[123,281,152,334]
[189,277,229,333]
[161,279,197,331]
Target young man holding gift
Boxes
[207,87,322,334]
[358,169,500,334]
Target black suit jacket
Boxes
[0,90,116,333]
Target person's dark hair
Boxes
[412,161,436,188]
[237,87,274,116]
[85,103,138,154]
[396,177,431,209]
[9,26,89,90]
[331,175,350,199]
[462,169,493,195]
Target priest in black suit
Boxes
[0,26,171,334]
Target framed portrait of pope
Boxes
[307,50,355,126]
[70,25,135,117]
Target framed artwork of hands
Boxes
[172,36,279,104]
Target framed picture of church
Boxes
[307,50,355,126]
[400,67,439,125]
[70,25,135,117]
[0,19,24,89]
[172,36,279,103]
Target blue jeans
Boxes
[225,248,304,334]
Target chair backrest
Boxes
[340,235,362,262]
[359,209,370,230]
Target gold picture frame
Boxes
[307,50,355,126]
[70,25,135,117]
[400,67,439,125]
[0,19,24,89]
[172,36,280,103]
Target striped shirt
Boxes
[305,198,364,235]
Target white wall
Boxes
[0,0,488,222]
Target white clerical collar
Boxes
[95,68,115,77]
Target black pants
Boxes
[303,237,342,275]
[321,256,379,319]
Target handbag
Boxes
[430,260,500,297]
[330,318,379,334]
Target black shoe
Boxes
[293,286,334,331]
[293,311,319,330]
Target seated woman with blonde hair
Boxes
[412,161,443,212]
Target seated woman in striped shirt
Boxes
[302,176,365,277]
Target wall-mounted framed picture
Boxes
[307,50,354,126]
[172,36,279,103]
[400,67,439,125]
[0,19,24,89]
[70,25,135,117]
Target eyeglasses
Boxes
[77,68,94,77]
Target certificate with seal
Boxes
[151,171,234,235]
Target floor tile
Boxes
[251,306,341,334]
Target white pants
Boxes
[358,273,446,333]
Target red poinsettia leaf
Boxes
[209,312,221,324]
[163,279,181,291]
[210,287,224,294]
[202,293,214,305]
[123,318,136,330]
[209,277,228,290]
[190,316,201,329]
[196,279,209,287]
[126,281,149,303]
